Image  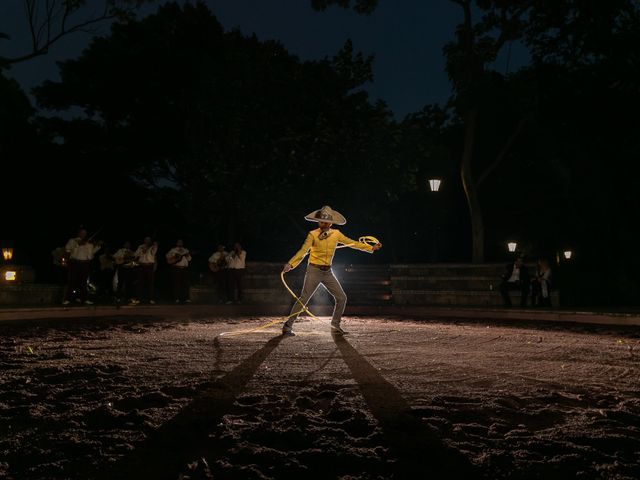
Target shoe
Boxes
[282,329,295,336]
[331,325,347,335]
[185,299,192,303]
[149,300,156,305]
[175,299,180,304]
[84,300,94,305]
[129,299,140,305]
[62,300,71,306]
[225,300,233,304]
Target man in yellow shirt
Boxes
[282,205,381,336]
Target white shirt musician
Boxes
[135,237,158,265]
[132,236,158,304]
[113,242,136,267]
[226,242,247,304]
[166,239,192,303]
[62,228,102,305]
[65,233,101,261]
[166,240,192,267]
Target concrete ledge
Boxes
[1,303,639,328]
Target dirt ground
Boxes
[1,314,639,479]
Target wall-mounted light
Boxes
[4,271,16,281]
[563,250,573,260]
[428,179,442,192]
[507,242,517,253]
[2,248,13,261]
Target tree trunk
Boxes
[460,108,484,263]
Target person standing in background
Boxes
[132,236,158,305]
[62,227,103,305]
[208,244,229,303]
[166,239,192,304]
[226,242,246,304]
[113,241,137,303]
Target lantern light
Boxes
[2,248,13,261]
[428,179,441,192]
[507,242,517,253]
[4,271,16,281]
[563,250,573,260]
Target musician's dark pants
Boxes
[65,260,91,302]
[227,268,244,302]
[212,270,227,302]
[137,264,155,302]
[171,266,190,302]
[116,266,136,300]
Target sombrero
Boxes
[304,205,346,225]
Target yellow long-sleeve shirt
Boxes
[288,228,373,268]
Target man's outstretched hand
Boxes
[372,243,382,251]
[282,263,293,273]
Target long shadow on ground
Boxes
[332,333,477,478]
[101,334,284,480]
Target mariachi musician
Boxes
[113,240,137,303]
[132,236,158,305]
[62,227,103,305]
[166,239,192,304]
[208,244,229,303]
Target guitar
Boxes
[208,254,228,272]
[167,250,193,265]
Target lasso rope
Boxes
[217,236,380,338]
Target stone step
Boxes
[391,263,507,277]
[392,289,560,307]
[392,276,498,291]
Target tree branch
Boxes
[477,117,527,188]
[4,0,138,66]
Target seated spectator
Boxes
[499,253,530,307]
[531,258,553,307]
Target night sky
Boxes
[0,0,528,118]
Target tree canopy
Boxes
[33,2,414,263]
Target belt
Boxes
[309,263,331,271]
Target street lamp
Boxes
[563,250,573,260]
[428,178,442,192]
[2,248,13,261]
[427,179,442,261]
[507,242,517,253]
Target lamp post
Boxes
[1,247,16,283]
[563,250,573,260]
[507,242,517,253]
[2,248,13,261]
[427,179,442,262]
[428,178,441,192]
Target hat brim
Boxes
[304,209,346,225]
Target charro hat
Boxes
[304,205,346,225]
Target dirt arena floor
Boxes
[1,314,639,479]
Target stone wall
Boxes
[0,262,559,307]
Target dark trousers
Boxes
[65,260,91,302]
[98,268,115,297]
[137,264,155,302]
[531,280,552,307]
[171,266,190,302]
[116,266,136,300]
[213,270,227,302]
[500,280,529,306]
[227,269,244,302]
